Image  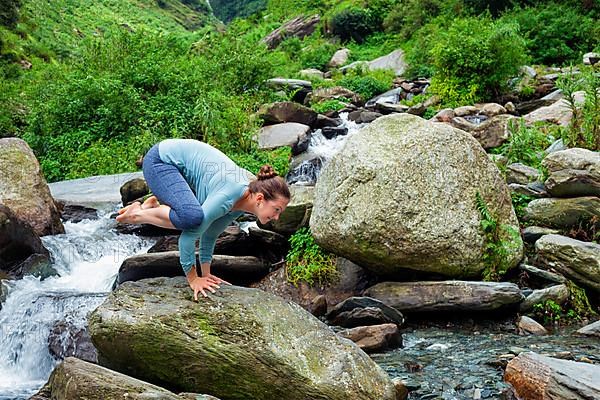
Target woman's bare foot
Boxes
[116,202,141,224]
[141,195,160,209]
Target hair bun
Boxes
[257,165,277,180]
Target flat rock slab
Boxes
[364,281,524,313]
[49,172,143,205]
[31,357,217,400]
[89,277,397,400]
[257,122,310,150]
[576,320,600,337]
[505,352,600,400]
[523,196,600,228]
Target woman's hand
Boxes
[188,276,220,301]
[206,274,231,286]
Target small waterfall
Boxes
[287,113,363,185]
[0,208,154,399]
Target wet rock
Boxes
[523,197,600,228]
[148,225,249,254]
[252,257,374,310]
[338,323,402,353]
[0,138,64,236]
[505,352,600,400]
[520,284,569,313]
[314,114,342,129]
[450,116,478,131]
[546,138,567,153]
[519,263,566,285]
[515,98,554,115]
[506,163,541,185]
[48,321,97,363]
[327,296,405,328]
[542,148,600,197]
[262,14,320,49]
[348,110,382,124]
[521,226,561,244]
[321,126,348,139]
[119,178,148,206]
[116,252,269,287]
[508,182,549,198]
[60,204,99,223]
[517,316,548,335]
[583,52,600,65]
[310,113,522,278]
[535,234,600,293]
[431,108,455,122]
[257,122,311,153]
[258,101,318,127]
[49,172,144,205]
[454,106,478,117]
[364,281,524,313]
[576,320,600,337]
[541,89,564,102]
[89,278,398,399]
[365,88,402,109]
[258,185,313,235]
[114,221,180,237]
[329,48,350,68]
[0,205,52,280]
[391,377,409,400]
[32,357,211,400]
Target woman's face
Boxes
[256,195,289,224]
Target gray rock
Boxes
[517,316,548,335]
[48,321,98,363]
[60,204,99,223]
[49,172,144,205]
[337,323,402,353]
[310,113,522,278]
[480,103,507,117]
[508,182,549,198]
[329,48,350,68]
[583,52,600,65]
[314,114,342,129]
[257,122,310,151]
[265,78,312,91]
[535,234,600,293]
[451,116,478,131]
[523,91,585,126]
[364,281,524,313]
[364,88,401,109]
[32,357,211,400]
[471,114,518,149]
[89,278,398,399]
[341,49,406,76]
[0,138,64,236]
[546,138,567,153]
[522,226,561,244]
[454,106,478,117]
[348,110,382,124]
[520,66,537,78]
[519,263,566,284]
[321,126,348,139]
[258,101,318,127]
[327,296,405,328]
[431,108,455,122]
[298,68,324,80]
[541,89,563,102]
[543,148,600,197]
[523,197,600,228]
[262,15,320,49]
[520,284,570,312]
[507,163,541,185]
[307,86,361,106]
[576,320,600,337]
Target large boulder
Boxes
[257,122,310,154]
[310,113,522,278]
[523,197,600,228]
[0,138,63,236]
[341,49,407,76]
[542,148,600,197]
[88,277,398,400]
[364,281,524,313]
[504,352,600,400]
[535,234,600,293]
[261,15,320,49]
[49,172,144,205]
[31,357,216,400]
[519,284,569,313]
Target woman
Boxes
[116,139,290,301]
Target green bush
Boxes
[311,98,348,113]
[286,227,338,286]
[429,16,527,104]
[493,120,555,169]
[337,66,393,100]
[330,7,377,44]
[383,0,449,39]
[0,0,21,28]
[501,3,600,65]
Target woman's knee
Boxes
[171,205,204,230]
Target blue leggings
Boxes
[142,144,204,230]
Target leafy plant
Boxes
[286,227,338,286]
[511,193,535,221]
[493,120,555,169]
[330,7,377,44]
[338,65,393,100]
[532,282,597,327]
[532,300,563,326]
[556,66,600,151]
[311,98,348,113]
[475,192,522,281]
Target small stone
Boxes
[518,316,548,336]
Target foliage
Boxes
[286,227,338,286]
[210,0,267,22]
[429,16,527,104]
[330,7,377,43]
[500,3,600,65]
[311,98,348,113]
[555,66,600,151]
[511,193,535,221]
[344,32,402,64]
[475,192,522,281]
[493,120,555,169]
[532,282,597,326]
[532,300,563,326]
[229,146,291,178]
[0,0,21,28]
[383,0,459,39]
[337,66,393,100]
[566,281,597,320]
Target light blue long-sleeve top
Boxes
[158,139,253,275]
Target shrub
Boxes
[493,120,555,169]
[330,8,377,44]
[311,98,348,113]
[383,0,447,39]
[429,16,527,104]
[0,0,21,28]
[501,3,600,65]
[286,227,338,286]
[337,66,393,100]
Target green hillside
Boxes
[209,0,266,23]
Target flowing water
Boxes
[0,208,154,399]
